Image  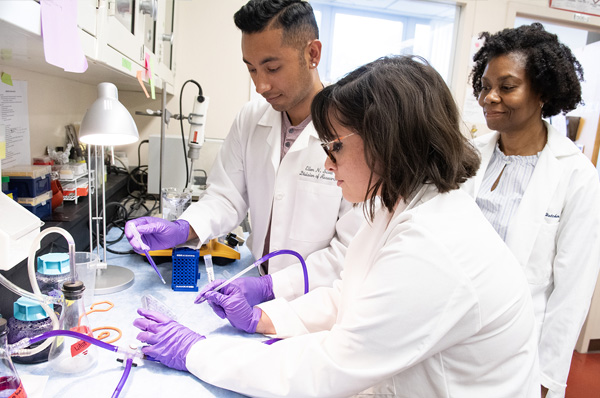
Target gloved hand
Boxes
[200,284,262,334]
[195,275,274,306]
[134,308,205,371]
[125,217,190,252]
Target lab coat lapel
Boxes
[505,128,563,266]
[472,132,500,195]
[258,107,283,173]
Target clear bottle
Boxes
[7,298,54,364]
[35,253,70,316]
[47,281,97,373]
[0,318,27,398]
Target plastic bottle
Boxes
[47,281,97,373]
[0,318,27,398]
[7,298,54,364]
[35,253,70,315]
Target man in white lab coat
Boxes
[125,0,361,302]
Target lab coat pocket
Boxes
[289,181,342,243]
[524,220,559,285]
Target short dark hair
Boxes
[312,55,480,220]
[471,22,584,117]
[234,0,319,49]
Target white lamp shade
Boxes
[79,82,139,146]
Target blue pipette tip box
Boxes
[172,247,200,291]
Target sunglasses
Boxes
[320,133,355,164]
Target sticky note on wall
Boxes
[0,125,6,159]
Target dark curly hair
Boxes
[313,56,480,220]
[234,0,318,49]
[471,23,584,118]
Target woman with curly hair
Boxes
[466,22,600,398]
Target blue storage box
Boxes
[8,175,51,198]
[172,247,200,291]
[21,200,51,219]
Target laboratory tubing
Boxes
[0,318,27,398]
[10,329,144,398]
[48,281,98,373]
[0,227,77,360]
[7,298,54,364]
[198,249,308,303]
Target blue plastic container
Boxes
[21,200,52,219]
[172,247,200,291]
[8,174,51,197]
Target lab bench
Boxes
[14,231,261,398]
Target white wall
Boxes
[1,0,599,172]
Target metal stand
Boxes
[88,145,134,295]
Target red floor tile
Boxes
[566,351,600,398]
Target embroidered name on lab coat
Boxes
[545,213,560,219]
[299,166,336,182]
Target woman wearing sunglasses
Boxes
[135,55,539,397]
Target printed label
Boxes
[10,382,27,398]
[69,325,92,357]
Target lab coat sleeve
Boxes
[257,278,344,338]
[185,226,482,398]
[270,201,363,300]
[179,107,251,246]
[539,165,600,397]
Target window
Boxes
[311,0,460,84]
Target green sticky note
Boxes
[122,58,132,71]
[1,72,13,86]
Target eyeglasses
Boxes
[320,133,355,164]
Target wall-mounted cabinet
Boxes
[0,0,175,94]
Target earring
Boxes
[540,103,544,109]
[311,63,317,67]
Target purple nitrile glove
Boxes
[201,284,262,334]
[125,217,190,252]
[134,308,205,371]
[195,275,274,306]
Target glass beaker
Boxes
[48,281,97,373]
[74,252,99,307]
[161,187,191,221]
[0,318,27,398]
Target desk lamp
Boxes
[79,82,139,294]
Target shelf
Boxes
[0,0,174,94]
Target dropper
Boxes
[130,225,166,284]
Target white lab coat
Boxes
[463,121,600,398]
[186,185,539,398]
[180,99,361,299]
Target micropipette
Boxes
[204,254,215,283]
[131,225,166,284]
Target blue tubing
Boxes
[29,329,119,353]
[112,358,133,398]
[258,249,309,294]
[27,330,132,397]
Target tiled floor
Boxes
[566,351,600,398]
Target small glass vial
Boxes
[0,318,27,398]
[48,281,97,373]
[7,298,54,364]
